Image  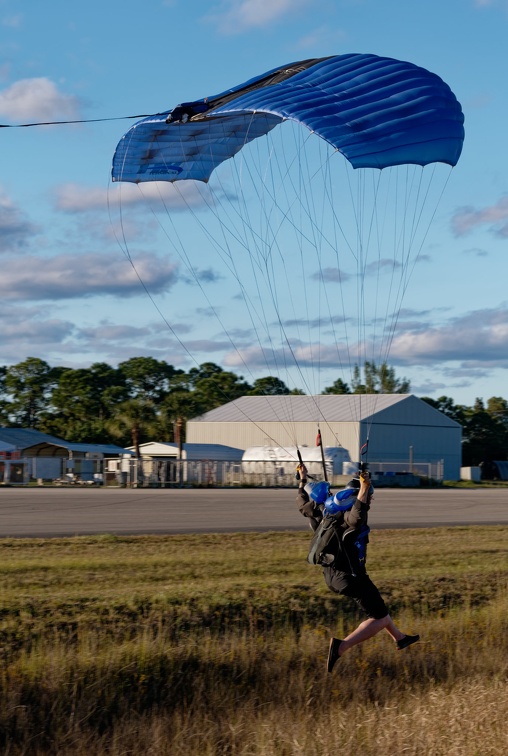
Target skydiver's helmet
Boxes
[304,480,331,504]
[324,487,357,515]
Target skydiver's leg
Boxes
[328,574,418,656]
[337,614,404,656]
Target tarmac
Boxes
[0,485,507,538]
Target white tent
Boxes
[241,445,353,479]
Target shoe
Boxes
[327,637,342,673]
[396,634,420,651]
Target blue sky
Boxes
[0,0,507,406]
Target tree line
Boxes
[0,357,507,466]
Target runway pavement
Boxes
[0,486,507,538]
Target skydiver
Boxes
[297,466,419,672]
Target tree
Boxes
[248,376,291,395]
[158,389,205,444]
[41,364,128,442]
[349,361,411,394]
[0,367,10,425]
[322,378,351,395]
[4,358,61,428]
[118,357,182,402]
[461,397,508,467]
[486,396,508,429]
[189,363,252,411]
[106,398,158,458]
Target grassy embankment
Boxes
[1,526,507,755]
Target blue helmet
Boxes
[324,487,357,514]
[305,480,331,504]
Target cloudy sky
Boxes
[1,0,507,405]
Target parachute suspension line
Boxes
[380,165,453,369]
[323,155,355,391]
[110,202,299,454]
[140,179,275,398]
[205,166,306,450]
[299,138,361,446]
[266,129,359,442]
[189,122,304,448]
[110,135,304,455]
[244,131,303,445]
[225,125,320,401]
[225,124,350,449]
[244,125,350,450]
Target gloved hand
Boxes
[296,462,308,483]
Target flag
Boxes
[316,431,322,447]
[360,440,369,456]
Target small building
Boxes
[123,441,245,486]
[186,394,462,480]
[0,428,130,483]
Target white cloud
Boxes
[0,77,81,122]
[0,251,179,300]
[451,195,508,237]
[55,181,211,213]
[206,0,312,34]
[389,307,508,367]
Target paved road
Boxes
[0,486,507,538]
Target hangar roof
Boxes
[190,394,461,427]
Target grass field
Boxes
[1,526,507,755]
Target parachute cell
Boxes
[111,53,464,184]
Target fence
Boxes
[107,457,445,488]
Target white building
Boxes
[122,441,245,485]
[241,445,352,479]
[186,394,462,480]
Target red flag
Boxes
[316,431,322,447]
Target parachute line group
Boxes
[109,53,464,464]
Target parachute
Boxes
[112,53,464,184]
[110,53,464,464]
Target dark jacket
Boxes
[307,494,370,575]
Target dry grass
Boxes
[1,527,507,754]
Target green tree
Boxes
[189,363,252,411]
[462,397,508,467]
[322,378,351,395]
[248,376,291,395]
[0,366,10,425]
[106,398,158,458]
[118,357,182,402]
[4,358,60,428]
[350,361,410,394]
[41,364,128,442]
[486,396,508,429]
[158,389,205,444]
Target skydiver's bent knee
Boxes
[323,567,388,620]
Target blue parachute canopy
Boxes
[112,53,464,183]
